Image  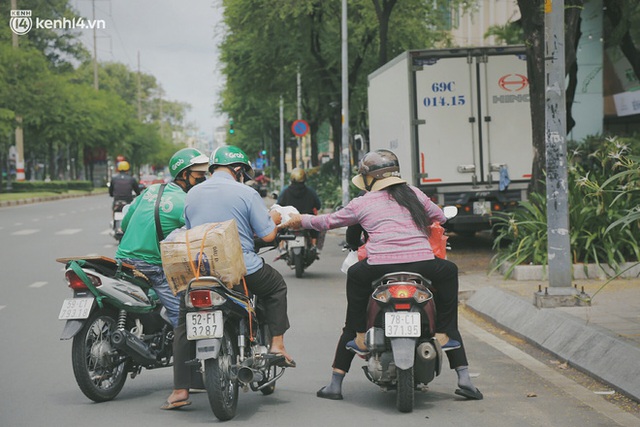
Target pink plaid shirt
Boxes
[301,186,446,265]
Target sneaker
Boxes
[345,339,369,356]
[441,338,461,352]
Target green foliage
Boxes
[10,180,93,193]
[492,136,640,277]
[485,22,524,45]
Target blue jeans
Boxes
[118,258,180,328]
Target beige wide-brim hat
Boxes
[189,163,210,172]
[352,174,406,192]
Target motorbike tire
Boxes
[294,252,304,278]
[71,309,129,402]
[396,367,415,413]
[204,328,239,421]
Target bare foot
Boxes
[165,389,189,405]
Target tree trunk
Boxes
[518,0,583,195]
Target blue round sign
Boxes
[291,119,309,137]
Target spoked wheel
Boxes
[396,367,415,413]
[204,328,239,421]
[71,309,129,402]
[294,252,304,278]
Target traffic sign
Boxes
[291,119,309,137]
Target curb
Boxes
[465,287,640,402]
[0,192,105,208]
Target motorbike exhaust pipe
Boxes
[237,367,264,384]
[111,329,157,366]
[416,342,437,362]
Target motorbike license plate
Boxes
[113,211,125,221]
[288,236,305,248]
[58,298,94,320]
[473,201,491,216]
[384,312,421,337]
[187,311,223,340]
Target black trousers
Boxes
[332,257,468,373]
[173,262,290,389]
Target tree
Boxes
[517,0,583,195]
[603,0,640,81]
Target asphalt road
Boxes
[1,194,637,426]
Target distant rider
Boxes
[277,167,321,248]
[115,148,209,328]
[109,161,141,210]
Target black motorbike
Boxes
[57,256,174,402]
[183,235,295,421]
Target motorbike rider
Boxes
[277,167,322,249]
[115,148,209,328]
[283,149,482,401]
[162,145,295,410]
[109,160,141,211]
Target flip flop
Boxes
[265,353,297,368]
[160,399,192,410]
[455,387,483,400]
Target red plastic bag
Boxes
[429,223,448,259]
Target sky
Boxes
[72,0,226,141]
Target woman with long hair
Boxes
[284,149,482,402]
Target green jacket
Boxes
[115,182,186,265]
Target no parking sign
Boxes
[291,119,309,137]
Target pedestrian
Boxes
[116,148,209,328]
[283,149,482,401]
[162,145,295,410]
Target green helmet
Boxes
[209,145,254,178]
[169,148,209,179]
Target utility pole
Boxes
[340,0,350,208]
[11,0,25,182]
[536,0,584,308]
[279,96,285,190]
[296,69,302,168]
[92,0,99,90]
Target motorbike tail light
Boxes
[189,289,226,309]
[388,285,416,299]
[394,303,411,310]
[65,270,101,291]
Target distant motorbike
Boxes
[57,256,175,402]
[276,229,318,278]
[111,200,128,241]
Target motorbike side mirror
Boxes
[443,206,458,220]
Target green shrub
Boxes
[304,160,360,211]
[9,180,93,193]
[492,135,640,277]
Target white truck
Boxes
[367,46,532,234]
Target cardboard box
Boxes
[161,220,247,295]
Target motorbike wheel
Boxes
[71,309,129,402]
[396,367,415,413]
[294,252,304,278]
[204,328,239,421]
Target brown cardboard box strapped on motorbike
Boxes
[160,220,247,295]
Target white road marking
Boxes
[29,281,48,288]
[100,229,112,235]
[12,229,39,235]
[55,229,82,235]
[460,316,640,427]
[0,306,5,311]
[14,222,23,226]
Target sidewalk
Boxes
[459,270,640,402]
